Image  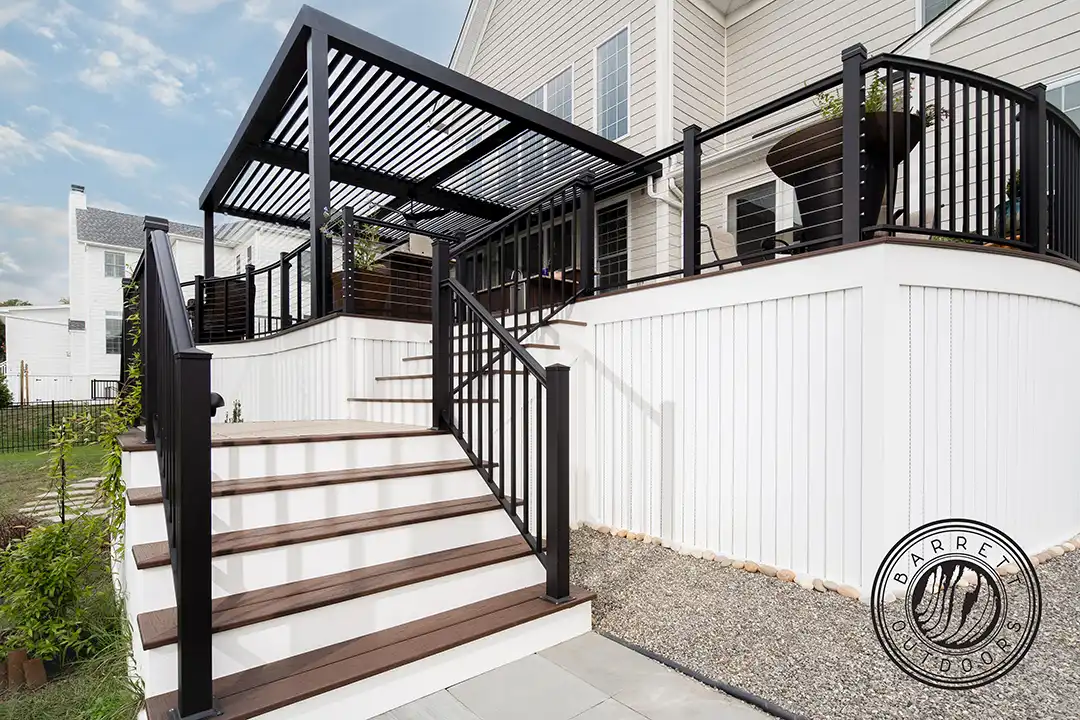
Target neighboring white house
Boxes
[2,185,308,401]
[452,0,1080,280]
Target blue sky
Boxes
[0,0,470,304]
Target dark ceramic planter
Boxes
[766,111,926,250]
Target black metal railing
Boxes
[91,379,120,400]
[0,399,112,453]
[431,238,571,602]
[131,217,216,719]
[1047,104,1080,261]
[450,175,595,341]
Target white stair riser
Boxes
[129,509,517,615]
[402,348,563,375]
[139,556,546,697]
[349,401,431,426]
[127,469,491,544]
[257,602,592,720]
[125,433,465,487]
[374,374,540,402]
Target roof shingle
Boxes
[75,208,240,249]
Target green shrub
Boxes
[0,374,12,409]
[0,517,108,662]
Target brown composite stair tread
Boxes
[142,583,594,720]
[402,343,559,362]
[126,458,480,507]
[347,397,500,404]
[375,371,528,381]
[137,535,533,650]
[131,495,503,569]
[118,427,444,452]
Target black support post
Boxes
[280,251,292,329]
[244,264,256,339]
[544,363,571,604]
[173,348,216,720]
[203,207,215,278]
[193,275,205,344]
[1023,83,1049,254]
[342,207,357,314]
[578,172,596,296]
[142,216,169,444]
[307,28,332,317]
[682,125,701,277]
[842,44,867,245]
[431,236,452,430]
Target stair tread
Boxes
[137,535,532,650]
[402,343,559,361]
[119,427,444,453]
[142,583,594,720]
[131,495,502,569]
[348,397,499,403]
[126,458,479,507]
[376,371,528,381]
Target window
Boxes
[545,67,573,122]
[923,0,961,26]
[236,255,242,274]
[596,29,629,140]
[1048,78,1080,128]
[104,251,125,278]
[597,201,628,290]
[246,246,253,264]
[105,311,122,355]
[728,183,777,255]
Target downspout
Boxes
[647,174,682,212]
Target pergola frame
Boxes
[200,4,655,317]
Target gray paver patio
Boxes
[375,632,770,720]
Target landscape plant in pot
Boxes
[993,170,1021,242]
[765,73,947,248]
[323,209,390,314]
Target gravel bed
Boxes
[571,527,1080,720]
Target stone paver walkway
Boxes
[375,632,770,720]
[18,477,103,524]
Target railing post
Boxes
[544,363,571,603]
[842,44,867,245]
[431,236,453,430]
[1022,83,1049,254]
[173,348,217,719]
[578,172,596,296]
[307,28,332,319]
[244,263,256,339]
[342,207,358,314]
[280,251,292,329]
[682,125,701,277]
[193,275,205,345]
[143,216,169,444]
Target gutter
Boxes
[646,174,682,212]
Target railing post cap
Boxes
[1025,82,1047,96]
[546,362,570,372]
[144,216,169,233]
[683,124,702,135]
[577,170,596,185]
[431,236,451,245]
[842,44,867,61]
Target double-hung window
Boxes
[105,311,122,355]
[596,29,629,140]
[1048,78,1080,127]
[922,0,961,26]
[597,201,629,290]
[104,251,125,278]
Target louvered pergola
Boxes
[199,4,654,316]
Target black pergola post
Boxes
[203,206,215,277]
[308,28,332,318]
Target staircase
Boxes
[122,421,593,720]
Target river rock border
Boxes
[576,521,1080,604]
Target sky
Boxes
[0,0,471,305]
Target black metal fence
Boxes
[0,400,113,453]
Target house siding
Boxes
[726,0,915,118]
[4,310,72,401]
[929,0,1080,88]
[672,0,725,139]
[469,0,657,153]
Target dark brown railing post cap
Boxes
[842,44,867,61]
[144,216,169,233]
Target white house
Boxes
[2,185,307,401]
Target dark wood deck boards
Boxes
[143,584,594,720]
[118,427,444,452]
[131,495,502,570]
[137,536,532,650]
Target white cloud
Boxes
[79,22,200,107]
[117,0,150,14]
[0,1,35,29]
[171,0,232,12]
[0,202,68,238]
[95,198,136,214]
[0,49,34,86]
[0,202,69,305]
[0,252,23,276]
[0,125,42,166]
[44,131,156,177]
[24,105,50,116]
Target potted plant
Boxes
[766,72,948,248]
[992,170,1021,242]
[324,209,391,315]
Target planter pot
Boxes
[766,112,925,250]
[332,267,392,316]
[992,197,1021,241]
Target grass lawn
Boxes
[0,445,107,516]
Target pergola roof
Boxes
[200,5,652,243]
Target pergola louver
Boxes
[200,5,654,316]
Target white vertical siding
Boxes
[726,0,915,117]
[469,0,657,153]
[589,288,863,582]
[672,0,725,136]
[929,0,1080,88]
[350,337,429,398]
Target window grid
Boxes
[546,67,573,122]
[923,0,961,26]
[597,201,628,289]
[597,29,629,140]
[1048,80,1080,128]
[104,251,125,278]
[105,313,123,355]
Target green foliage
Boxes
[224,399,243,424]
[0,518,108,662]
[321,208,384,272]
[0,374,11,410]
[47,413,101,522]
[815,73,948,127]
[0,512,37,553]
[1006,169,1020,198]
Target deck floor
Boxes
[209,419,428,442]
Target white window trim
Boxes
[1045,72,1080,93]
[901,0,994,58]
[542,65,575,121]
[595,194,632,284]
[594,25,632,142]
[104,250,126,279]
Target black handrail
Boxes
[132,217,216,719]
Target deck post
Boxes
[842,44,867,245]
[307,28,332,317]
[681,125,701,277]
[244,264,256,339]
[280,252,292,329]
[193,275,205,344]
[578,172,596,296]
[1022,83,1049,254]
[431,236,453,430]
[342,207,358,314]
[544,363,571,603]
[203,207,215,278]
